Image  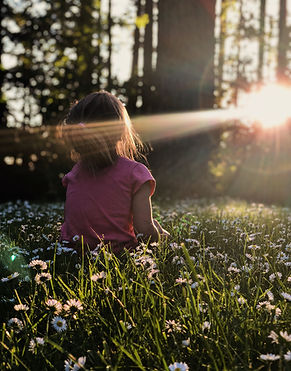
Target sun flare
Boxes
[239,84,291,128]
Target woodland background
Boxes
[1,0,291,205]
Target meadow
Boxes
[0,198,290,370]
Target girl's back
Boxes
[61,156,155,250]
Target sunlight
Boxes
[239,84,291,128]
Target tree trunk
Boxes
[277,0,288,82]
[107,0,112,89]
[154,0,216,112]
[142,0,153,111]
[258,0,266,83]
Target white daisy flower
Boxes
[64,356,86,371]
[63,299,83,313]
[202,321,211,331]
[1,272,20,282]
[268,331,279,344]
[281,292,291,301]
[266,291,274,301]
[35,272,52,285]
[7,317,24,332]
[91,271,106,281]
[29,259,47,270]
[46,299,62,314]
[28,337,45,353]
[284,351,291,361]
[260,353,280,361]
[182,338,190,347]
[168,362,189,371]
[14,304,29,311]
[280,331,291,342]
[165,320,183,333]
[51,316,67,332]
[237,297,247,305]
[72,235,80,242]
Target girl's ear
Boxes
[70,149,80,162]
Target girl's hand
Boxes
[153,219,170,237]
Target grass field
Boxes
[0,198,290,370]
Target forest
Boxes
[1,0,291,204]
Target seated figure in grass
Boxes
[60,90,169,254]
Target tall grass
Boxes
[0,199,290,370]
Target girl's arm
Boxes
[132,181,169,242]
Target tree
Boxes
[277,0,288,82]
[153,0,216,112]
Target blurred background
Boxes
[1,0,291,205]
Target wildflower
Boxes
[51,316,67,332]
[237,297,247,305]
[168,362,189,371]
[1,272,20,282]
[28,337,45,353]
[202,321,211,331]
[281,292,291,301]
[284,351,291,361]
[148,268,159,279]
[280,331,291,342]
[165,320,183,333]
[260,353,280,361]
[228,266,241,273]
[29,259,47,270]
[7,318,24,332]
[63,299,83,313]
[266,291,274,301]
[14,304,29,311]
[191,282,199,289]
[268,331,279,344]
[64,356,86,371]
[182,338,190,347]
[91,271,106,281]
[35,272,52,285]
[46,298,62,314]
[72,235,79,242]
[269,272,282,282]
[176,277,192,285]
[287,276,291,283]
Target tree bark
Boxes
[277,0,288,82]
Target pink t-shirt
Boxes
[61,156,155,250]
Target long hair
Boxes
[60,91,147,175]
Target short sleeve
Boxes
[132,163,156,196]
[62,174,68,187]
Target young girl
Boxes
[60,90,169,254]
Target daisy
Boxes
[202,321,211,331]
[28,337,45,353]
[63,299,83,313]
[165,320,183,333]
[268,331,279,344]
[72,235,80,242]
[51,316,67,332]
[168,362,189,371]
[29,259,47,270]
[260,353,280,361]
[14,304,29,311]
[182,338,190,347]
[280,331,291,342]
[64,356,86,371]
[91,271,106,281]
[1,272,20,282]
[284,351,291,361]
[281,292,291,301]
[237,297,247,305]
[35,272,52,285]
[7,317,24,332]
[46,298,62,314]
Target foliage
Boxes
[0,199,290,370]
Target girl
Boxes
[60,90,169,254]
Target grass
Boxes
[0,198,290,370]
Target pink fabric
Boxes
[61,157,155,251]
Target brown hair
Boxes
[60,91,147,175]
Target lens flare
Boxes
[239,84,291,128]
